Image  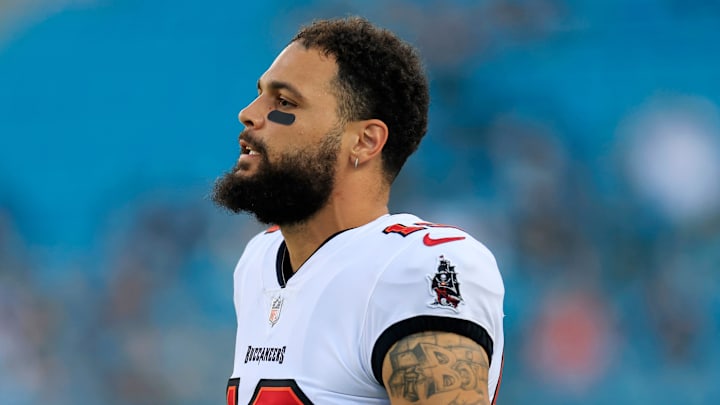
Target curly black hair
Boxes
[292,17,429,183]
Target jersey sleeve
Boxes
[361,232,504,385]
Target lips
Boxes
[240,139,261,156]
[235,135,265,173]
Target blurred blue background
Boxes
[1,0,719,404]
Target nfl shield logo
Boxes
[269,296,283,326]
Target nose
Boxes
[238,96,265,129]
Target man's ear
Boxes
[351,119,388,166]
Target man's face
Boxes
[212,42,346,226]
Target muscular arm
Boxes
[382,331,490,405]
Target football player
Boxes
[212,16,504,405]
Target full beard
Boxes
[211,129,341,226]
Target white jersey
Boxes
[227,213,504,404]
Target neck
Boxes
[280,182,389,272]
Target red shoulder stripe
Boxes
[491,353,504,405]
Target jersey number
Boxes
[227,378,312,405]
[383,222,465,237]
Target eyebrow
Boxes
[257,79,306,103]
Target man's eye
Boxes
[278,97,295,108]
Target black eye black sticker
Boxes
[267,110,296,126]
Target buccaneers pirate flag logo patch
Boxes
[427,255,463,312]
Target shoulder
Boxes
[237,224,283,261]
[375,214,503,294]
[363,215,504,391]
[246,224,283,246]
[378,214,493,253]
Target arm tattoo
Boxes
[386,332,489,404]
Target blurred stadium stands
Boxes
[1,1,719,404]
